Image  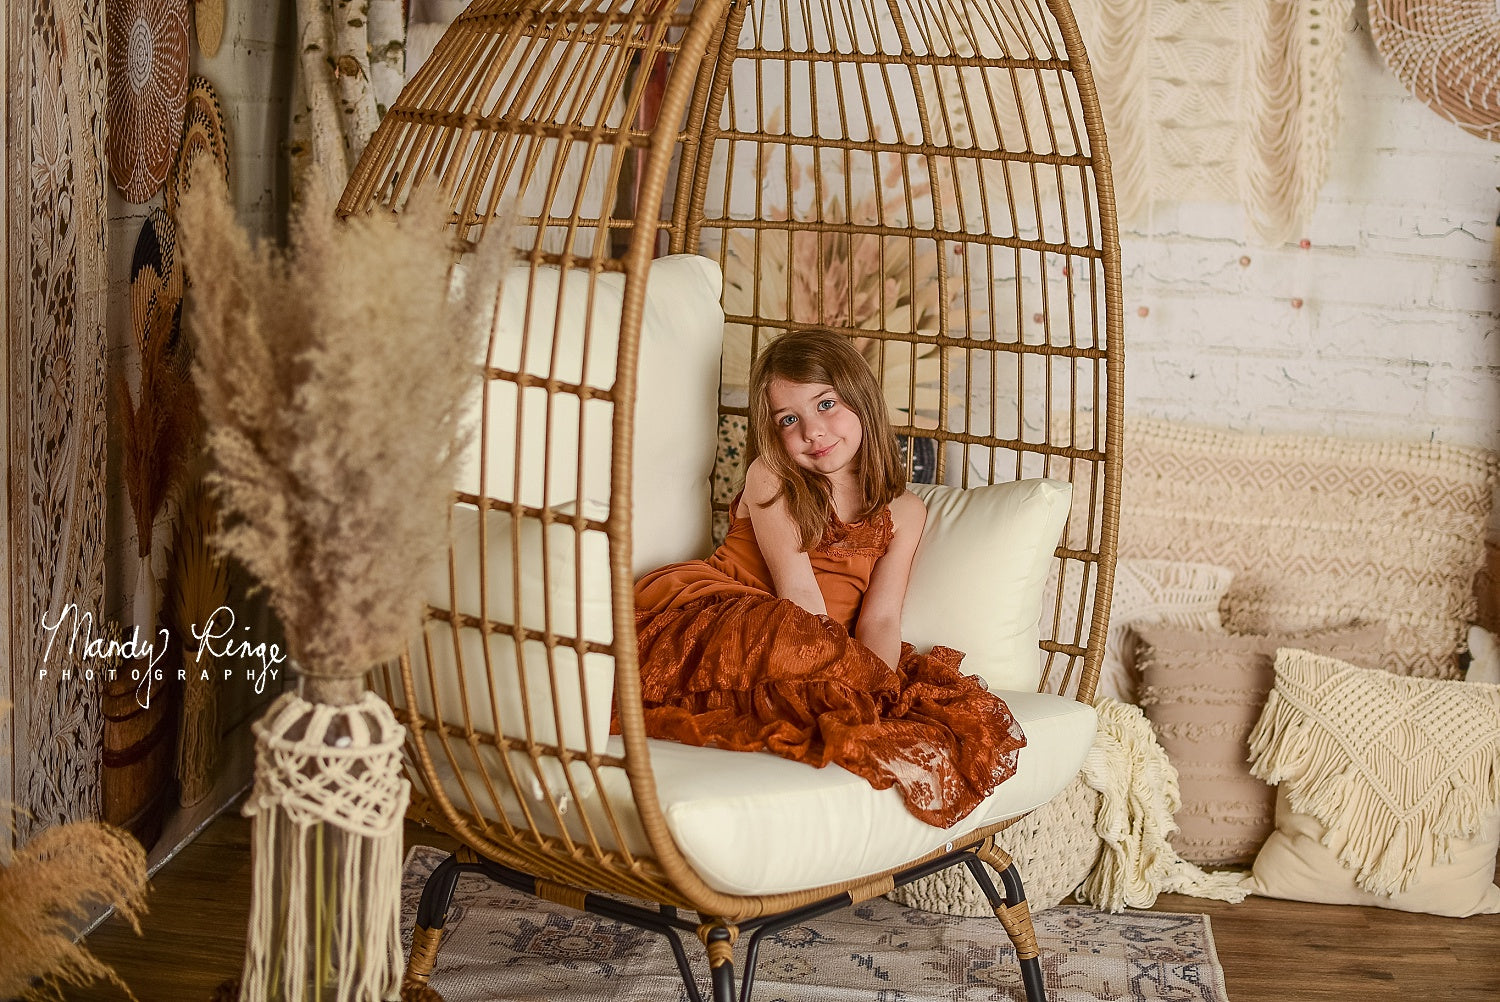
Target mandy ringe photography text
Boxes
[38,603,286,709]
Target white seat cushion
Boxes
[421,690,1096,896]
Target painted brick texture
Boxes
[1118,21,1499,497]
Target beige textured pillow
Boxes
[1245,648,1500,916]
[1133,623,1387,866]
[1108,417,1498,679]
[1041,557,1234,703]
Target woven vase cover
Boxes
[167,76,231,216]
[192,0,226,57]
[1370,0,1500,142]
[107,0,190,203]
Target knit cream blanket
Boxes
[1078,698,1249,911]
[1074,0,1354,243]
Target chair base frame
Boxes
[400,838,1047,1002]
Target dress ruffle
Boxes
[623,593,1026,828]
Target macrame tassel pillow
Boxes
[1244,649,1500,917]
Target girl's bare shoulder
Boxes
[742,456,783,508]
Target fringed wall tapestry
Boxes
[1075,0,1355,244]
[5,0,110,846]
[1370,0,1500,143]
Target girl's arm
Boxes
[855,490,926,668]
[743,458,828,617]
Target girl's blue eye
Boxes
[778,414,797,428]
[817,398,836,411]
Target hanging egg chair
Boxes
[342,0,1121,998]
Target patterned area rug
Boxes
[401,846,1229,1002]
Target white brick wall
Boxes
[1118,19,1500,531]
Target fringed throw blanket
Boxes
[1078,699,1249,911]
[1074,0,1355,243]
[1249,649,1500,896]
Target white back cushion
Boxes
[414,256,723,813]
[903,479,1073,692]
[453,254,723,575]
[421,500,615,752]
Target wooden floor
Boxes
[59,811,1500,1002]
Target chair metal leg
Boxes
[402,851,480,1000]
[969,841,1048,1002]
[697,922,740,1002]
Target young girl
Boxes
[629,329,1025,828]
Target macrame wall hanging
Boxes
[1369,0,1500,143]
[1075,0,1355,244]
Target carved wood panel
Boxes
[6,0,108,845]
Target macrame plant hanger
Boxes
[340,0,1125,1000]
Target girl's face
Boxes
[766,376,864,482]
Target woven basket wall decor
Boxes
[131,207,183,302]
[129,208,183,358]
[190,0,226,57]
[107,0,190,202]
[167,75,231,216]
[1370,0,1500,142]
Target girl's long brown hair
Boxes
[746,329,907,550]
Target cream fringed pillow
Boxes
[1041,558,1234,703]
[1244,649,1500,917]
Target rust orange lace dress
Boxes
[627,500,1027,828]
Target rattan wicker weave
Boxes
[1370,0,1500,144]
[341,1,1122,999]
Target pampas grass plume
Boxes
[175,163,508,681]
[0,704,149,1001]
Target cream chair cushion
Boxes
[410,255,721,806]
[422,690,1097,895]
[452,253,723,576]
[418,501,614,754]
[904,480,1073,692]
